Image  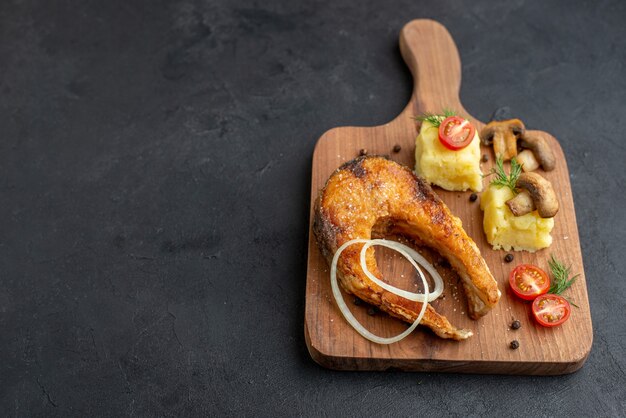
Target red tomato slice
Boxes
[438,116,476,150]
[532,294,571,327]
[509,264,550,301]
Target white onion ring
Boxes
[359,239,444,302]
[330,239,429,344]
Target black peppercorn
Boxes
[510,340,520,349]
[359,148,367,156]
[511,320,521,330]
[393,144,402,153]
[504,254,514,263]
[438,258,451,269]
[367,307,378,316]
[469,193,478,202]
[481,154,489,163]
[353,297,363,306]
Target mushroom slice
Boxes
[519,133,556,171]
[480,119,525,161]
[505,172,559,218]
[506,190,536,216]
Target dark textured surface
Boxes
[1,0,625,416]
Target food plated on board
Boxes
[305,20,591,374]
[312,110,576,345]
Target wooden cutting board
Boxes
[304,19,592,375]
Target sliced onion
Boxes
[359,239,444,302]
[330,239,429,344]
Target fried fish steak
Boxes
[313,155,500,341]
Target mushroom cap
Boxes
[515,172,559,218]
[479,119,526,146]
[519,133,556,171]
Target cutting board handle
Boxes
[400,19,473,120]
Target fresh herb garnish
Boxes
[486,157,522,193]
[414,108,456,128]
[547,255,579,307]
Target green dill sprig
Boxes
[548,255,579,307]
[413,108,456,128]
[486,157,522,193]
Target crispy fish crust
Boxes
[314,156,500,341]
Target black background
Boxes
[1,0,625,416]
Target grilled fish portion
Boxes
[314,156,500,341]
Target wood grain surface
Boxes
[304,19,592,375]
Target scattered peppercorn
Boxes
[481,154,489,162]
[393,144,402,153]
[511,320,521,330]
[367,306,378,316]
[438,258,451,269]
[504,254,514,263]
[353,297,363,306]
[510,340,520,349]
[359,148,368,156]
[469,193,478,202]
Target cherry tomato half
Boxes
[438,116,476,150]
[532,294,571,327]
[509,264,550,301]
